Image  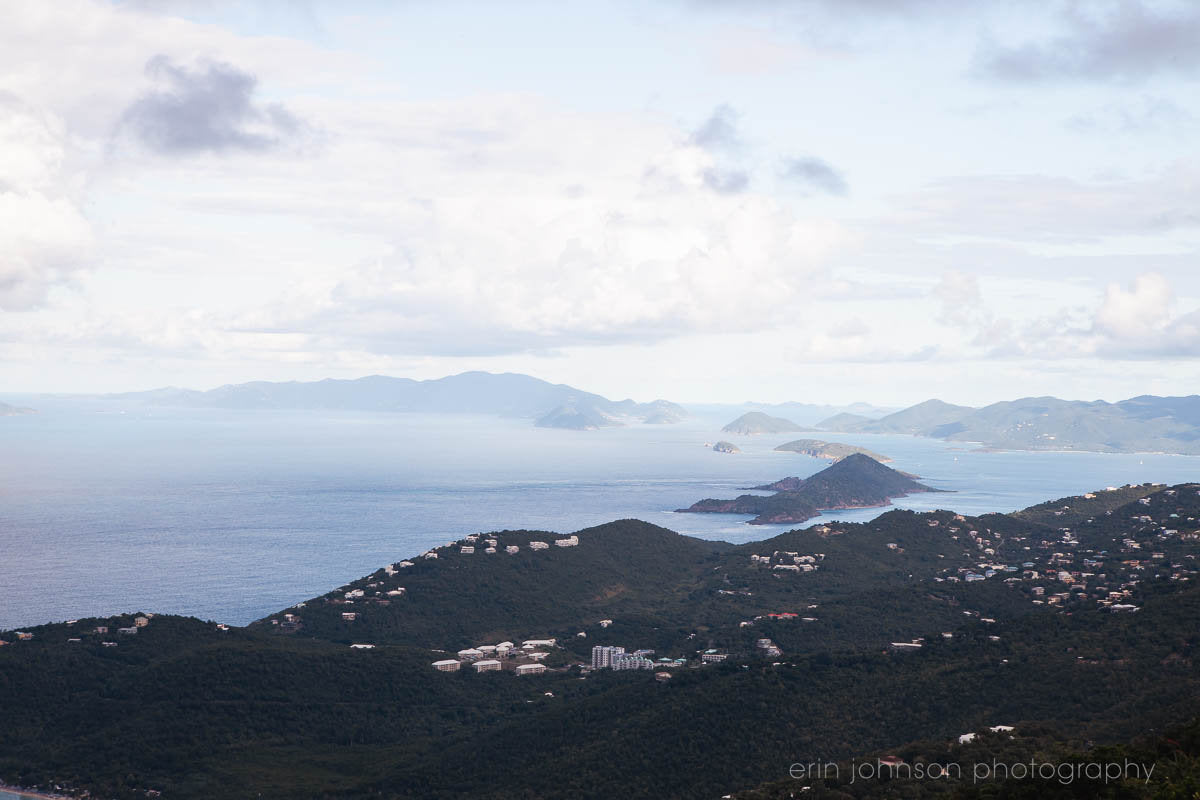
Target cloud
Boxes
[884,167,1200,243]
[779,156,848,195]
[976,1,1200,83]
[689,104,742,151]
[119,56,305,154]
[0,94,93,310]
[1094,272,1172,339]
[702,167,750,194]
[1065,95,1194,134]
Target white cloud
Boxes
[1094,271,1173,339]
[0,95,93,309]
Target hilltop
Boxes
[3,482,1199,799]
[773,438,890,462]
[818,394,1200,455]
[721,411,806,435]
[678,453,935,524]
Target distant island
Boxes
[721,411,806,435]
[0,402,35,416]
[678,453,937,524]
[10,372,688,431]
[773,438,890,462]
[712,440,741,453]
[816,395,1200,455]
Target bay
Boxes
[2,408,1196,630]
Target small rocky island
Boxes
[677,453,938,524]
[774,438,890,462]
[712,440,741,454]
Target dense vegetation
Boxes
[2,482,1198,799]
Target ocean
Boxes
[2,408,1197,630]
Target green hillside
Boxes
[3,482,1199,799]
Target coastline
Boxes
[0,785,74,800]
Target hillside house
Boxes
[515,663,546,676]
[506,545,520,554]
[474,659,502,672]
[529,541,550,550]
[431,659,461,672]
[555,535,579,547]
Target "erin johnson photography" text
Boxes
[789,757,1157,786]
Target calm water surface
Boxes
[2,408,1196,629]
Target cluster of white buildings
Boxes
[749,550,823,573]
[416,533,581,560]
[431,637,559,675]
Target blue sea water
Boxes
[1,408,1197,630]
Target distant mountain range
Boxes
[818,395,1200,455]
[678,453,937,524]
[12,372,687,431]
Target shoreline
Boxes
[0,784,75,800]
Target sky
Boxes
[2,0,1199,405]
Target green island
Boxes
[678,453,936,524]
[773,438,891,462]
[2,483,1199,799]
[722,412,807,435]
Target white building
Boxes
[341,612,357,621]
[457,648,484,660]
[554,536,579,547]
[350,643,375,649]
[526,651,549,661]
[506,545,520,554]
[529,541,550,550]
[591,645,625,669]
[431,659,461,672]
[474,659,502,672]
[516,663,546,676]
[522,638,556,649]
[460,546,475,554]
[612,653,654,670]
